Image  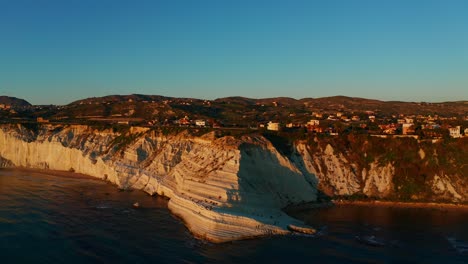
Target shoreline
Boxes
[0,167,101,181]
[3,167,467,212]
[333,199,468,210]
[284,199,468,215]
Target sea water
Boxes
[1,170,467,263]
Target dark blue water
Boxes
[1,169,467,263]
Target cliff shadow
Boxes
[260,133,332,203]
[219,142,321,226]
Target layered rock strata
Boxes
[0,124,317,242]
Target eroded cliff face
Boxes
[293,139,467,203]
[0,124,316,242]
[294,142,395,197]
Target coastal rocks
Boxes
[362,163,394,197]
[432,174,463,202]
[287,224,317,235]
[0,156,14,168]
[355,235,386,247]
[295,143,361,196]
[418,148,426,160]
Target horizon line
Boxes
[2,93,467,106]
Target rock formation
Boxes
[0,124,466,242]
[0,124,317,242]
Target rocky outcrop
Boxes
[0,124,465,242]
[0,156,14,167]
[0,124,317,242]
[362,163,394,197]
[293,140,467,203]
[432,174,463,202]
[314,143,361,195]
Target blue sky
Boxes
[1,0,467,105]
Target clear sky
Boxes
[1,0,467,105]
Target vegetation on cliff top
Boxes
[305,134,467,201]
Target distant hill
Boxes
[8,93,466,124]
[300,96,468,116]
[68,94,173,105]
[0,96,31,108]
[214,96,301,106]
[214,96,258,106]
[213,95,468,116]
[70,94,467,115]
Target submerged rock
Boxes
[355,235,386,247]
[287,224,317,235]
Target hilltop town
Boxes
[1,94,467,140]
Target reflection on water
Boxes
[0,169,467,263]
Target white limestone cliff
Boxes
[0,124,317,242]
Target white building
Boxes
[267,121,280,131]
[307,119,320,126]
[449,126,461,138]
[195,120,206,127]
[402,123,414,135]
[313,112,323,118]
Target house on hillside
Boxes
[178,116,191,126]
[402,123,414,135]
[195,120,206,127]
[307,119,320,126]
[286,123,301,128]
[449,126,461,138]
[313,112,323,118]
[267,121,280,131]
[379,124,397,135]
[306,119,323,133]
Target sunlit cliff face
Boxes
[0,124,317,242]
